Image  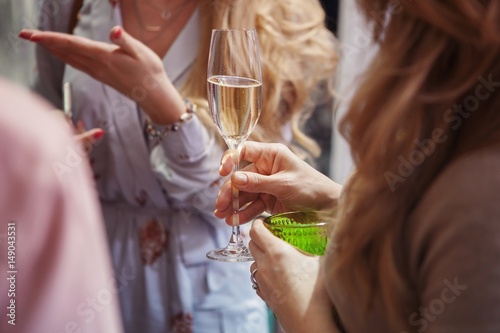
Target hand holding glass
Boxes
[206,29,262,262]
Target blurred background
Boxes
[0,0,369,185]
[0,0,38,86]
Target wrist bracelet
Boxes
[145,99,197,142]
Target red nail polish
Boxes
[18,31,30,40]
[113,27,122,40]
[93,130,105,140]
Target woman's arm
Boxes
[22,25,222,215]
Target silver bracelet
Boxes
[145,99,197,142]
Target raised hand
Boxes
[215,142,342,225]
[19,26,185,125]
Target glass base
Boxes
[206,246,254,262]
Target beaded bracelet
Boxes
[145,99,197,142]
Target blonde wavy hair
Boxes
[180,0,338,158]
[333,0,500,330]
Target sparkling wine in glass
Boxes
[206,28,262,262]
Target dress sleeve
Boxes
[406,148,500,333]
[32,0,75,108]
[150,115,224,214]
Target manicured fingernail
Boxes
[18,31,30,40]
[113,27,122,39]
[233,172,247,185]
[93,130,105,140]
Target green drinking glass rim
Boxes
[263,212,330,228]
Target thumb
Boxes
[109,26,140,58]
[232,171,278,196]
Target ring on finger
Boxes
[250,268,259,291]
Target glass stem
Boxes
[228,148,244,248]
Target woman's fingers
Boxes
[248,231,266,262]
[239,141,290,170]
[214,180,263,219]
[220,198,268,225]
[109,26,141,59]
[236,198,269,221]
[19,28,135,65]
[219,148,240,177]
[21,29,111,55]
[18,29,34,40]
[216,179,259,208]
[20,29,116,76]
[74,128,104,143]
[74,128,105,155]
[47,48,93,74]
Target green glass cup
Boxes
[263,211,332,256]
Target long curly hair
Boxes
[180,0,338,158]
[332,0,500,330]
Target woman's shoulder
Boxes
[406,142,500,262]
[402,144,500,332]
[405,142,500,275]
[417,143,500,217]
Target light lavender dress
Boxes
[35,1,268,332]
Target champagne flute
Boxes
[206,28,262,262]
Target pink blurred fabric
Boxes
[0,79,123,333]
